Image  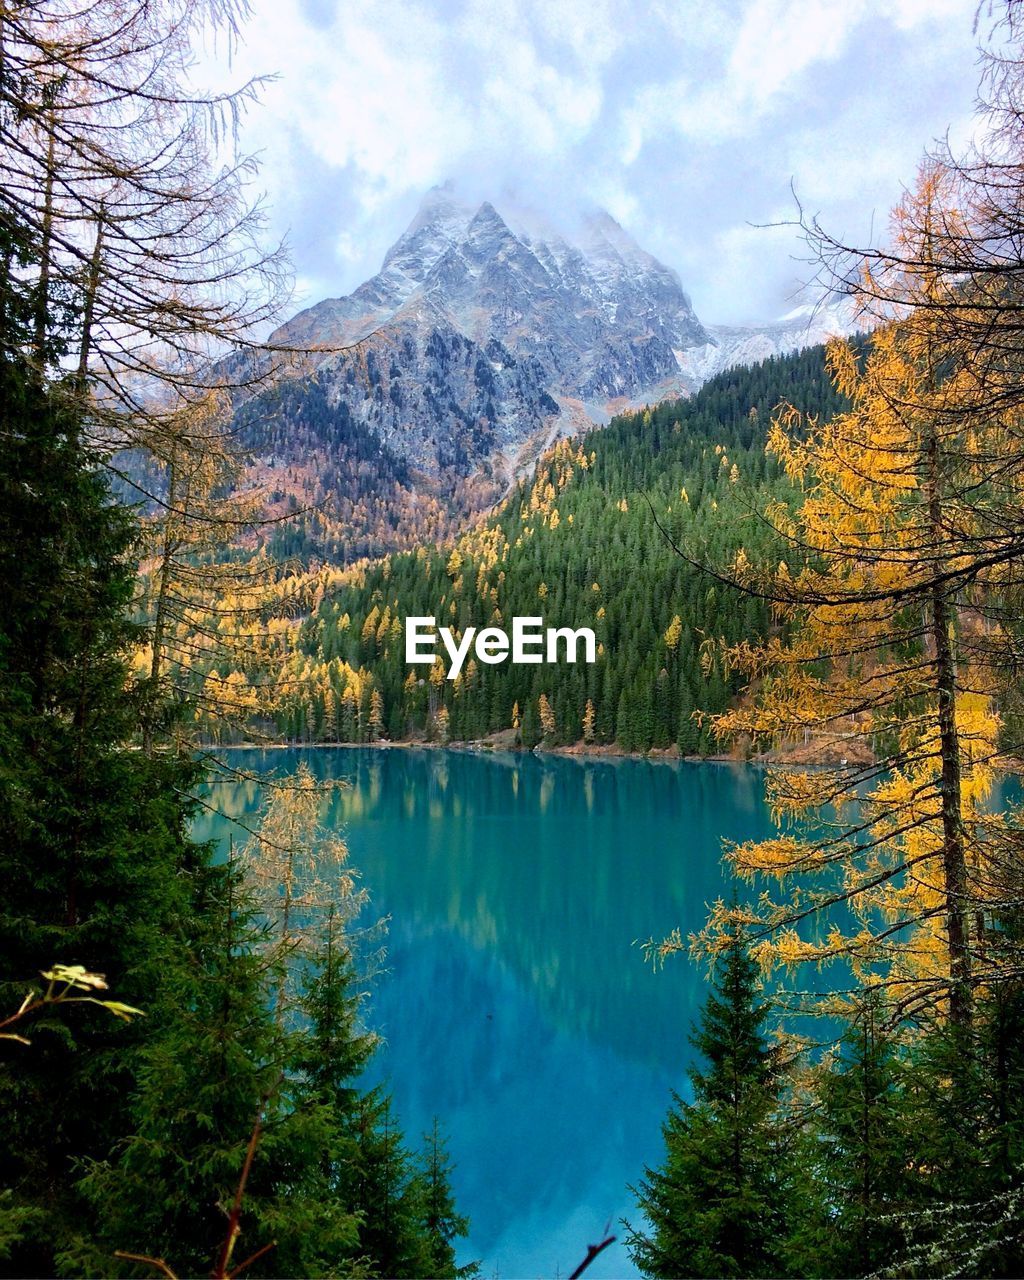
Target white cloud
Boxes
[533,0,623,67]
[617,0,977,154]
[193,0,988,322]
[684,217,806,325]
[727,0,868,110]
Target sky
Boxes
[201,0,988,325]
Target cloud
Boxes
[201,0,983,323]
[726,0,869,111]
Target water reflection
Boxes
[195,748,779,1278]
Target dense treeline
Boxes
[0,3,473,1274]
[12,0,1024,1275]
[631,9,1024,1275]
[629,928,1024,1279]
[273,346,847,752]
[0,179,471,1280]
[236,378,454,563]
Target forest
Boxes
[261,347,848,752]
[5,0,1024,1277]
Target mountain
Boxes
[265,186,710,460]
[676,299,859,387]
[237,187,856,563]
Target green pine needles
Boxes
[626,928,796,1279]
[0,205,474,1279]
[628,926,1024,1279]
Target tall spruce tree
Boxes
[292,903,476,1279]
[0,204,470,1278]
[73,854,359,1278]
[418,1119,476,1280]
[887,970,1024,1278]
[627,927,794,1279]
[74,819,476,1279]
[0,209,225,1274]
[790,999,914,1278]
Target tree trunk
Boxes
[144,447,179,751]
[77,209,104,381]
[926,426,973,1030]
[33,119,56,366]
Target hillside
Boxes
[254,345,848,753]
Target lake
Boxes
[194,747,781,1279]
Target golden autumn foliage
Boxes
[243,762,366,960]
[167,430,612,746]
[663,615,683,652]
[682,171,1024,1025]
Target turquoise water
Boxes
[194,748,780,1279]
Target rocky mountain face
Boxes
[239,187,855,561]
[264,188,710,478]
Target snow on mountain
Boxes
[676,298,860,386]
[246,187,860,542]
[270,187,712,459]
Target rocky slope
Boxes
[676,300,859,387]
[239,187,856,561]
[264,187,711,475]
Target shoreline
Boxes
[204,738,757,766]
[201,739,1024,778]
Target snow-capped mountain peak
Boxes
[264,188,858,508]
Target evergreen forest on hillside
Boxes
[270,347,848,751]
[0,5,473,1276]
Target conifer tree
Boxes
[0,210,229,1273]
[886,970,1024,1279]
[418,1120,477,1279]
[582,698,596,744]
[695,282,1021,1025]
[792,999,914,1278]
[369,688,386,741]
[627,928,794,1279]
[73,854,352,1278]
[348,1095,435,1279]
[295,901,474,1279]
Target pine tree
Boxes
[676,683,698,755]
[538,693,556,743]
[74,855,306,1277]
[369,688,385,740]
[791,999,913,1278]
[617,687,635,753]
[348,1094,434,1278]
[693,164,1024,1022]
[887,971,1024,1278]
[0,260,232,1272]
[520,699,539,749]
[627,928,794,1278]
[418,1120,477,1279]
[295,906,473,1279]
[582,698,596,744]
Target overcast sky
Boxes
[204,0,987,325]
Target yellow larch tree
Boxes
[538,694,556,742]
[583,699,596,745]
[136,390,297,748]
[368,688,385,741]
[242,762,369,1014]
[686,170,1024,1030]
